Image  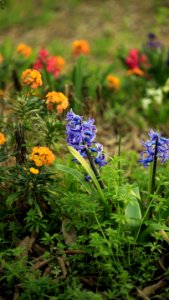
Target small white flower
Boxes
[154,88,163,104]
[142,98,151,109]
[163,78,169,93]
[147,88,156,96]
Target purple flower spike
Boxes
[139,129,169,167]
[65,109,107,169]
[147,33,162,49]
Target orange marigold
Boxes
[30,146,55,167]
[55,56,65,71]
[72,40,90,56]
[30,167,39,174]
[22,69,42,89]
[0,133,6,145]
[127,67,144,77]
[16,43,32,58]
[106,75,120,90]
[0,53,3,64]
[46,91,69,113]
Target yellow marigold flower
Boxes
[30,146,55,167]
[106,75,120,90]
[0,53,3,64]
[46,91,69,113]
[72,40,90,56]
[127,67,144,77]
[16,43,32,58]
[55,56,65,70]
[30,167,39,174]
[22,69,42,89]
[0,133,6,145]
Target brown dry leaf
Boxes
[137,280,166,299]
[79,276,96,287]
[57,256,67,278]
[158,255,166,271]
[32,258,53,271]
[136,288,150,300]
[142,280,166,296]
[43,266,51,276]
[17,237,30,259]
[33,243,46,255]
[13,285,20,300]
[61,218,77,246]
[17,232,36,258]
[160,230,169,244]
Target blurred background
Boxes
[0,0,169,61]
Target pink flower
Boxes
[33,58,43,70]
[46,57,60,78]
[33,48,64,79]
[140,54,147,64]
[33,48,49,70]
[38,48,49,62]
[125,48,148,70]
[125,48,139,69]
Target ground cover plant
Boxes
[0,32,169,300]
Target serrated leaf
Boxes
[6,192,19,207]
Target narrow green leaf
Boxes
[75,55,84,102]
[68,146,109,212]
[130,187,141,200]
[54,163,94,194]
[138,223,169,242]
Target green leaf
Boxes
[138,223,169,242]
[130,186,141,200]
[54,163,94,194]
[125,197,142,228]
[68,146,109,212]
[100,64,114,82]
[74,55,84,102]
[6,192,20,207]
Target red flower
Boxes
[125,48,139,69]
[125,48,147,70]
[33,48,65,79]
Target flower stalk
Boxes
[85,146,105,189]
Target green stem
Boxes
[151,137,158,195]
[135,137,158,242]
[148,137,158,217]
[75,55,83,101]
[134,195,155,243]
[94,212,108,241]
[85,146,105,189]
[118,134,121,186]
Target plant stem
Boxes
[118,134,121,186]
[148,137,158,218]
[134,195,155,243]
[94,212,108,241]
[85,146,105,189]
[135,137,158,242]
[151,137,158,195]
